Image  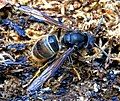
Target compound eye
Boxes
[82,32,95,49]
[86,34,95,49]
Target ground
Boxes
[0,0,120,101]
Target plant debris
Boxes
[0,0,120,101]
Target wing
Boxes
[15,5,70,30]
[27,47,74,93]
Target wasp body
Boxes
[31,31,95,63]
